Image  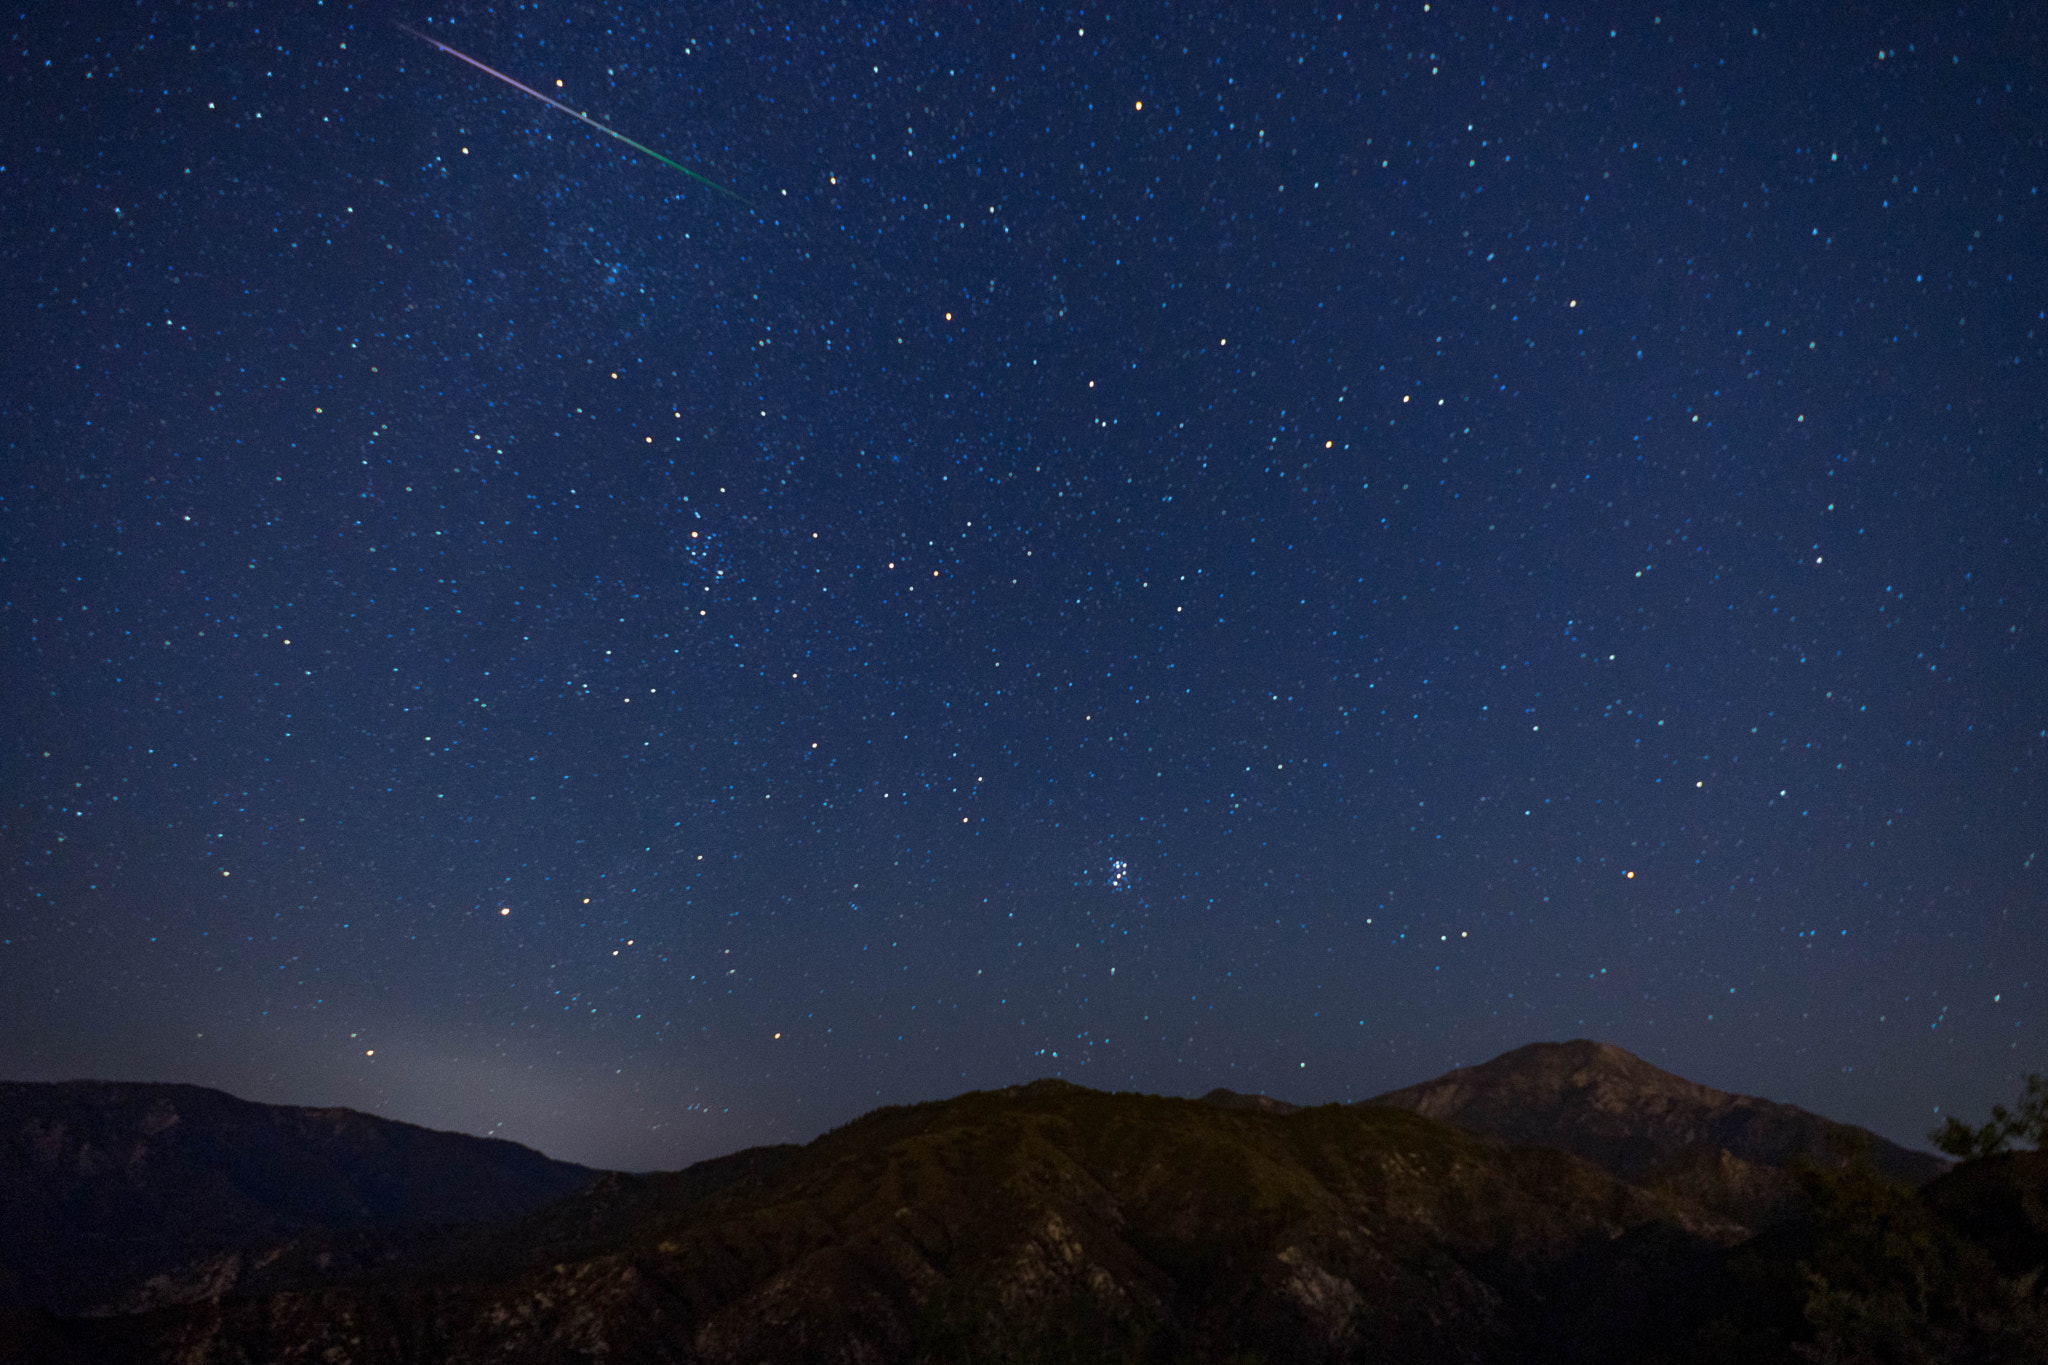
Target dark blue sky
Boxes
[4,2,2042,1170]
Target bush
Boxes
[1929,1074,2046,1162]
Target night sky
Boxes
[5,3,2043,1172]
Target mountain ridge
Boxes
[31,1078,1742,1363]
[1365,1039,1945,1182]
[2,1043,2014,1365]
[0,1078,595,1316]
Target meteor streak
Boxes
[396,22,750,206]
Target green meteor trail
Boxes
[396,22,751,207]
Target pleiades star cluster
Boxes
[3,2,2041,1170]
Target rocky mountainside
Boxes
[1368,1040,1945,1183]
[1197,1087,1301,1115]
[1365,1040,1947,1229]
[5,1046,2031,1365]
[0,1080,595,1316]
[17,1077,1748,1364]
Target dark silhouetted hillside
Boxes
[1365,1040,1946,1229]
[0,1080,594,1315]
[6,1049,2030,1365]
[1197,1087,1300,1115]
[26,1077,1745,1364]
[1921,1149,2048,1279]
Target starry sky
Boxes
[4,3,2043,1172]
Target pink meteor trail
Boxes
[395,22,747,204]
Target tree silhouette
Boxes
[1929,1074,2047,1162]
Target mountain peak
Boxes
[1366,1039,1946,1188]
[1197,1088,1301,1115]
